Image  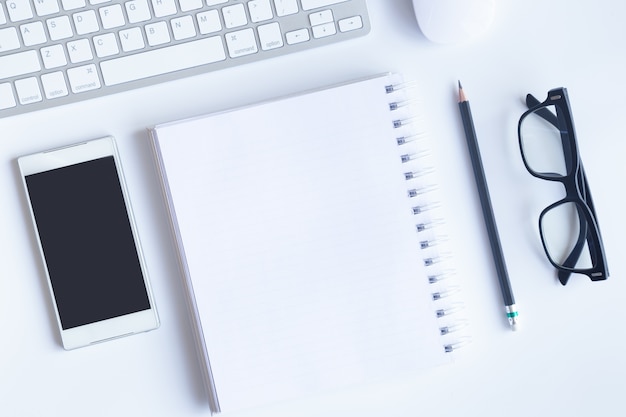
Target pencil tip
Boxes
[458,81,467,102]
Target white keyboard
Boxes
[0,0,369,117]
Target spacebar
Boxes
[100,37,226,86]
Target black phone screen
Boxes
[25,156,151,330]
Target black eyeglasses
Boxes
[517,87,608,285]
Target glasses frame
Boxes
[518,87,608,285]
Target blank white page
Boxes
[152,74,450,413]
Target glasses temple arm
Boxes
[526,94,559,127]
[557,209,586,285]
[577,166,602,263]
[558,166,604,284]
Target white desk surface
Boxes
[2,1,625,416]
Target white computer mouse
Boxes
[412,0,496,44]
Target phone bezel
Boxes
[18,136,159,350]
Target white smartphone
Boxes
[18,136,159,350]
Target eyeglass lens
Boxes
[519,104,572,178]
[541,200,595,270]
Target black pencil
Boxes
[458,81,518,331]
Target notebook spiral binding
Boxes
[386,77,470,354]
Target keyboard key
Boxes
[0,27,21,53]
[15,77,43,105]
[171,15,197,40]
[100,37,226,86]
[309,10,333,26]
[223,4,248,29]
[258,22,283,51]
[6,0,34,22]
[61,0,86,10]
[301,0,346,11]
[47,15,74,40]
[34,0,60,16]
[41,44,68,69]
[249,0,273,23]
[225,28,258,58]
[339,15,362,32]
[67,38,93,63]
[20,22,48,46]
[145,21,171,46]
[41,71,69,99]
[285,28,309,45]
[274,0,298,17]
[99,4,126,29]
[73,10,100,34]
[197,10,222,34]
[151,0,177,18]
[67,64,101,93]
[0,50,41,80]
[179,0,203,12]
[0,83,17,110]
[119,27,145,51]
[94,33,120,57]
[125,0,151,23]
[0,3,6,24]
[312,22,336,38]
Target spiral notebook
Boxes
[150,73,464,414]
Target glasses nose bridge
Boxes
[561,177,584,202]
[556,171,584,202]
